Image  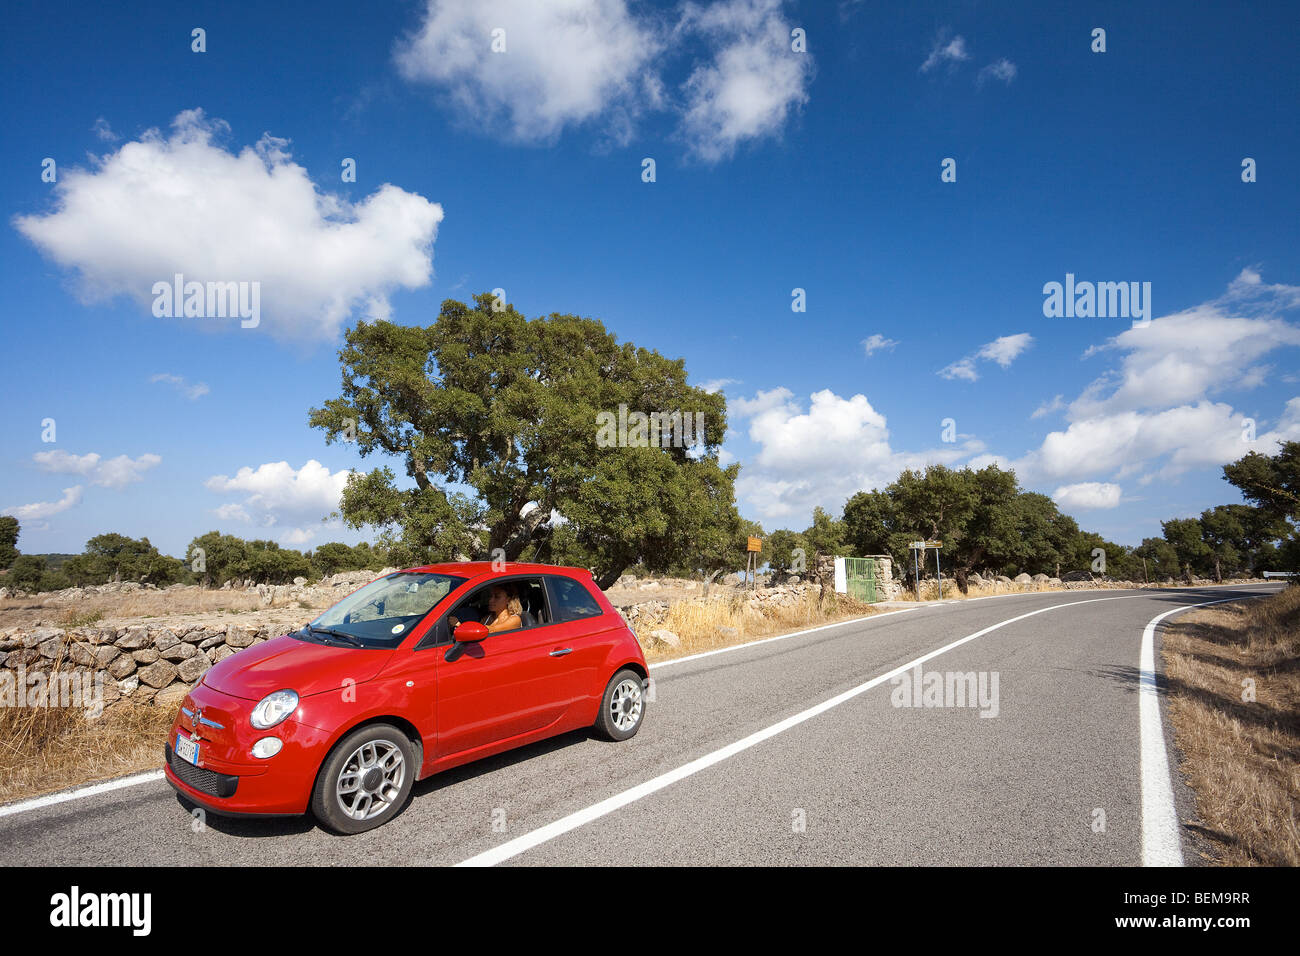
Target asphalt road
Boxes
[0,584,1280,866]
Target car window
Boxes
[547,575,603,623]
[447,577,548,636]
[301,572,465,648]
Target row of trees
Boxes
[0,524,394,593]
[753,442,1300,593]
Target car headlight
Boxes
[250,690,299,729]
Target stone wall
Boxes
[0,621,279,713]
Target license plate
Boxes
[175,733,199,766]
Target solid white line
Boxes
[456,594,1143,866]
[648,606,925,671]
[0,770,164,819]
[1138,596,1251,867]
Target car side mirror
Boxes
[454,621,488,643]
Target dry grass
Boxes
[634,590,879,663]
[0,658,175,805]
[1162,585,1300,866]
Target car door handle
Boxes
[549,648,573,657]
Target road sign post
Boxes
[910,540,943,600]
[746,536,762,590]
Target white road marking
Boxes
[457,594,1144,866]
[0,586,1273,827]
[1138,596,1250,867]
[649,606,924,671]
[0,770,164,819]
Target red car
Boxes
[163,563,648,833]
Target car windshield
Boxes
[298,572,465,648]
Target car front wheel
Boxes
[595,668,646,741]
[310,723,416,834]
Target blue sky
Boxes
[2,0,1298,559]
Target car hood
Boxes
[202,634,395,701]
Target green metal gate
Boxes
[844,557,879,603]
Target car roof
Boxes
[402,561,593,581]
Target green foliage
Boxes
[0,516,18,570]
[765,528,809,575]
[1134,537,1180,580]
[309,541,389,578]
[802,506,845,557]
[1223,440,1300,522]
[1161,518,1212,578]
[185,531,312,586]
[62,534,187,587]
[309,294,738,588]
[6,554,46,591]
[841,463,1147,590]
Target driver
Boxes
[482,584,523,634]
[450,584,522,634]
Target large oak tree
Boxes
[309,294,739,588]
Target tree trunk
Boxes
[702,568,722,598]
[593,567,622,591]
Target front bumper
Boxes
[162,682,334,816]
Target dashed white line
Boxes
[456,594,1143,866]
[649,605,924,671]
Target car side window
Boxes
[420,577,551,649]
[546,576,603,623]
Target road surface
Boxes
[0,584,1279,866]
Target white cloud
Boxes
[1016,398,1300,488]
[279,526,321,547]
[1052,482,1121,510]
[698,377,740,394]
[205,460,352,532]
[1031,394,1065,419]
[2,486,84,521]
[151,373,210,400]
[920,34,969,72]
[940,333,1033,381]
[215,503,253,523]
[732,387,975,525]
[14,110,443,342]
[939,357,978,382]
[394,0,811,160]
[1224,266,1300,309]
[91,117,118,142]
[861,334,899,356]
[978,58,1016,85]
[1073,293,1300,418]
[677,0,813,162]
[978,333,1034,367]
[33,450,161,488]
[395,0,662,143]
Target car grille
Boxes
[166,744,239,798]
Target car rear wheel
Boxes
[311,723,415,834]
[595,668,646,741]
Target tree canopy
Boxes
[309,294,740,588]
